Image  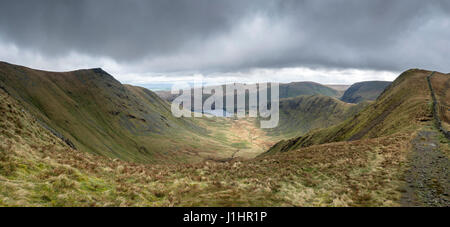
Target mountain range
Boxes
[0,62,448,207]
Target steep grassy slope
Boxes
[0,62,223,163]
[0,87,416,206]
[265,95,369,138]
[266,69,436,154]
[341,81,391,103]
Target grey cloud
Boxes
[0,0,449,74]
[0,0,254,60]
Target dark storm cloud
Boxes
[0,0,257,60]
[0,0,449,74]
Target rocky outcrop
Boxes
[36,119,77,150]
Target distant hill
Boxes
[265,95,368,138]
[265,69,446,155]
[279,82,340,98]
[325,84,351,97]
[155,81,340,103]
[340,81,391,103]
[325,84,351,92]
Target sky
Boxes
[0,0,449,87]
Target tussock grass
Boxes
[0,88,413,206]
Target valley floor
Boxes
[198,117,277,160]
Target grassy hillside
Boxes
[266,69,437,154]
[0,62,236,163]
[341,81,391,103]
[1,68,447,207]
[0,87,417,206]
[265,95,369,138]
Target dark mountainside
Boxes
[0,61,214,163]
[341,81,391,103]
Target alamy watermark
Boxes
[170,81,279,128]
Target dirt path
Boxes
[427,72,450,139]
[400,72,450,206]
[400,130,449,206]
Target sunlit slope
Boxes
[0,61,210,163]
[266,69,436,154]
[341,81,391,103]
[266,95,369,138]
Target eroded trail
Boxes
[400,130,449,206]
